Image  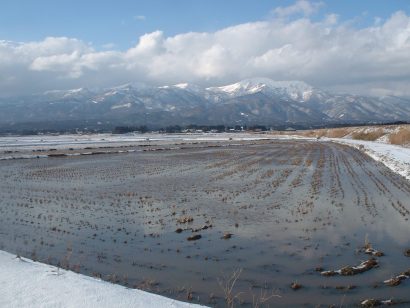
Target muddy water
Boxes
[0,140,409,307]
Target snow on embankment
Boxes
[328,138,410,181]
[0,250,205,308]
[268,134,410,181]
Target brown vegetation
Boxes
[217,268,243,308]
[389,127,410,145]
[321,258,379,276]
[326,128,350,138]
[351,128,385,141]
[277,124,410,147]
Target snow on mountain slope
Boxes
[0,78,409,129]
[206,78,314,101]
[42,87,95,101]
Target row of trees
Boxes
[113,126,148,134]
[113,124,270,134]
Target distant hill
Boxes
[1,78,410,131]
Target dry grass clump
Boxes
[290,282,302,290]
[321,258,379,276]
[389,126,410,145]
[298,128,349,138]
[351,128,385,141]
[292,125,410,146]
[300,130,319,138]
[217,268,243,308]
[177,215,194,224]
[314,129,328,138]
[326,128,350,138]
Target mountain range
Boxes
[1,77,409,131]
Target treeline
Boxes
[113,126,149,134]
[161,125,231,133]
[113,124,270,134]
[3,120,408,136]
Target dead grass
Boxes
[294,124,410,146]
[326,128,350,138]
[285,127,350,138]
[299,130,320,138]
[351,128,385,141]
[217,268,243,308]
[389,127,410,145]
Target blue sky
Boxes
[1,0,410,96]
[1,0,410,50]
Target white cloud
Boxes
[126,31,164,57]
[272,0,324,18]
[101,43,116,49]
[324,13,339,25]
[134,15,146,21]
[1,5,410,96]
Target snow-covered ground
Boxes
[0,132,271,147]
[1,132,408,181]
[325,138,410,181]
[266,134,410,181]
[265,134,410,181]
[0,250,204,308]
[1,132,408,180]
[0,133,271,152]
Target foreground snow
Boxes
[326,138,410,181]
[0,250,204,308]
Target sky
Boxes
[1,0,410,96]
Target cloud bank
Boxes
[1,3,410,97]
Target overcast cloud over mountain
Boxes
[1,0,410,97]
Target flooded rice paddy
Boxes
[0,139,409,307]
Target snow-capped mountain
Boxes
[0,78,409,131]
[207,78,314,102]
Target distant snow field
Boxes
[0,132,408,181]
[0,133,270,150]
[0,250,204,308]
[0,133,273,160]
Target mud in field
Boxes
[0,140,409,307]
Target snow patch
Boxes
[173,83,189,89]
[267,134,410,181]
[0,250,204,308]
[206,78,314,101]
[328,138,410,180]
[111,103,132,110]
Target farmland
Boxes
[0,137,409,306]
